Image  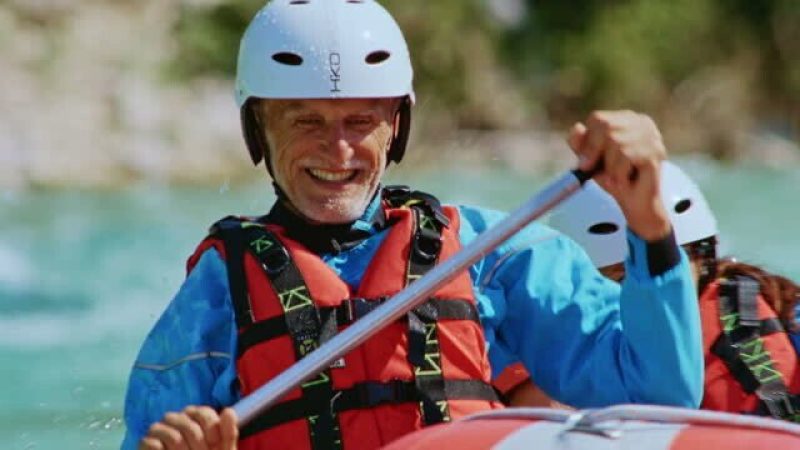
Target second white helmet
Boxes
[548,180,628,268]
[660,161,718,246]
[549,161,719,268]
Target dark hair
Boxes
[717,259,800,333]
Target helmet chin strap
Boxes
[271,180,289,203]
[692,236,718,294]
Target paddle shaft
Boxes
[233,169,595,427]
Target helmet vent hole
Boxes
[588,222,619,235]
[347,0,364,3]
[272,52,304,66]
[675,199,692,214]
[366,50,391,65]
[289,0,310,4]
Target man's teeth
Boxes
[308,168,355,182]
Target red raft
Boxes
[382,405,800,450]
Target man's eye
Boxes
[347,116,374,128]
[294,117,323,128]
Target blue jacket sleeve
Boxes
[120,248,239,449]
[459,205,703,408]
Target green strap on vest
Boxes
[713,276,800,422]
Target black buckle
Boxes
[260,244,290,275]
[736,276,760,327]
[411,192,450,228]
[358,381,397,407]
[343,298,384,323]
[413,227,442,264]
[382,185,411,206]
[757,385,796,418]
[413,300,438,322]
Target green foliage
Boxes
[382,0,500,120]
[499,0,798,130]
[171,1,262,78]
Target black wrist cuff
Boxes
[646,229,681,277]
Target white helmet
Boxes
[548,180,628,268]
[660,161,718,246]
[235,0,415,166]
[549,161,719,268]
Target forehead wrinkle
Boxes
[264,98,396,119]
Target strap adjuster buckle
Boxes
[357,381,400,407]
[260,244,290,275]
[413,227,442,264]
[757,385,796,418]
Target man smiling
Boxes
[256,98,398,224]
[122,1,702,449]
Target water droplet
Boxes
[100,401,111,409]
[219,179,230,194]
[88,420,103,430]
[71,386,85,397]
[103,417,122,430]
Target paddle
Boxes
[233,168,598,427]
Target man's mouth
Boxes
[306,168,359,183]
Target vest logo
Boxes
[279,286,313,312]
[250,236,274,254]
[299,338,317,357]
[415,323,443,376]
[329,52,341,93]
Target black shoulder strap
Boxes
[211,218,343,449]
[712,275,800,421]
[381,187,458,424]
[209,216,259,328]
[405,202,452,425]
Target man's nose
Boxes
[326,122,355,160]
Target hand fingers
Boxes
[605,143,636,188]
[185,406,222,449]
[219,408,239,450]
[139,436,166,450]
[147,422,188,450]
[164,412,207,450]
[578,114,610,172]
[567,122,587,155]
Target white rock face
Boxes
[0,1,249,189]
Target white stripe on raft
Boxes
[493,419,686,450]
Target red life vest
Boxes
[190,190,501,450]
[700,276,800,420]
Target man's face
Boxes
[258,98,398,224]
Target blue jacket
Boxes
[121,201,703,448]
